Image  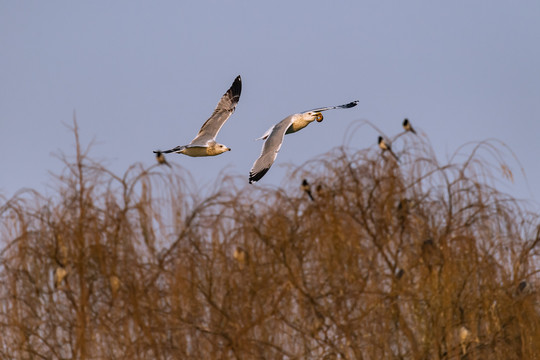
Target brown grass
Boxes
[1,122,539,359]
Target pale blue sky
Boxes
[1,1,539,210]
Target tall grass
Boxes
[0,123,538,359]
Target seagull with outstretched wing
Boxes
[249,100,358,183]
[154,75,241,157]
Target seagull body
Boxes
[249,101,358,183]
[402,118,417,135]
[154,75,241,158]
[378,136,400,162]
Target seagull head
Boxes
[306,111,324,122]
[209,143,231,155]
[219,144,232,152]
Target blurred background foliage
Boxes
[1,123,539,359]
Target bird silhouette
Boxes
[155,150,171,167]
[402,118,417,135]
[301,179,314,201]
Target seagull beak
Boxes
[315,113,323,122]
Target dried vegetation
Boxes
[1,124,539,359]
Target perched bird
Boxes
[154,150,171,168]
[54,266,68,289]
[402,118,417,135]
[397,198,411,229]
[378,136,400,162]
[110,275,121,297]
[249,101,358,183]
[315,183,325,198]
[153,75,241,157]
[233,246,249,269]
[459,326,471,355]
[301,179,314,201]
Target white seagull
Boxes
[154,75,241,157]
[249,100,358,183]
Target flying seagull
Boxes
[378,136,400,161]
[154,150,171,168]
[402,118,417,135]
[153,75,241,157]
[249,101,358,183]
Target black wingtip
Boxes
[343,100,359,108]
[249,168,269,184]
[230,75,242,100]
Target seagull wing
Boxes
[189,75,242,146]
[249,115,295,183]
[305,100,358,113]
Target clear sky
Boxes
[1,1,539,211]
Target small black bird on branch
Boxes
[378,136,400,162]
[301,179,314,201]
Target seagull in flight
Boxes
[249,101,358,183]
[153,75,241,157]
[402,118,417,135]
[378,136,399,162]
